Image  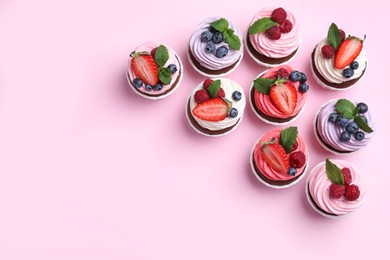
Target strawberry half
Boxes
[192,98,229,122]
[131,52,159,86]
[269,81,297,115]
[260,141,289,175]
[334,36,363,69]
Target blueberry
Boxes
[215,46,229,58]
[299,72,307,83]
[340,131,351,142]
[328,112,339,123]
[360,115,368,122]
[356,102,368,113]
[133,78,143,88]
[343,68,354,78]
[205,42,216,53]
[288,167,297,176]
[229,108,238,118]
[209,26,218,33]
[337,117,349,127]
[153,83,163,91]
[289,70,301,82]
[232,91,242,101]
[212,32,224,44]
[346,122,359,134]
[298,82,309,93]
[200,31,212,42]
[350,61,359,70]
[355,131,365,141]
[168,64,177,74]
[145,84,152,91]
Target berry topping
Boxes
[344,184,360,201]
[288,167,297,176]
[321,44,335,59]
[339,29,346,41]
[153,83,163,91]
[216,88,225,98]
[209,26,218,33]
[260,140,289,175]
[269,81,298,115]
[360,115,368,122]
[229,108,238,118]
[205,42,216,53]
[216,46,229,58]
[266,26,281,40]
[289,151,306,168]
[343,68,354,78]
[356,102,368,113]
[334,37,363,69]
[271,7,287,23]
[232,91,242,101]
[203,79,214,89]
[337,117,349,127]
[276,68,289,79]
[212,32,224,44]
[201,31,212,42]
[346,122,359,134]
[289,70,301,82]
[131,52,159,86]
[299,72,307,83]
[168,64,177,74]
[132,78,143,88]
[328,112,339,123]
[355,131,365,141]
[329,183,345,199]
[279,19,292,33]
[340,131,351,142]
[291,141,298,152]
[298,82,309,93]
[341,167,352,186]
[350,61,359,70]
[194,89,210,104]
[192,98,229,122]
[145,84,152,92]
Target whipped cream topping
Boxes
[253,65,307,119]
[248,7,300,58]
[128,42,181,95]
[314,38,367,84]
[316,99,375,152]
[253,128,308,181]
[189,78,245,131]
[308,159,367,216]
[189,17,243,71]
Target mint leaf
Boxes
[248,17,278,35]
[355,115,374,133]
[211,18,229,32]
[155,45,169,67]
[279,126,298,153]
[327,23,342,50]
[336,99,357,119]
[224,31,241,50]
[253,78,275,95]
[326,159,344,185]
[158,67,172,85]
[207,79,221,98]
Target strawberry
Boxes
[334,36,363,69]
[131,52,159,86]
[269,81,297,115]
[260,141,289,175]
[192,98,229,122]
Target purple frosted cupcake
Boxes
[314,98,375,154]
[188,17,244,77]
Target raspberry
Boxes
[341,167,352,185]
[344,184,360,201]
[276,68,289,79]
[266,26,281,40]
[339,29,346,41]
[291,141,298,152]
[271,7,287,23]
[321,44,335,59]
[289,151,306,168]
[279,19,292,33]
[216,88,225,98]
[194,89,210,104]
[329,184,345,199]
[203,79,214,90]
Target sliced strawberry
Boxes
[192,98,229,122]
[260,142,289,175]
[269,81,297,115]
[334,36,363,69]
[131,52,159,86]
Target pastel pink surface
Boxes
[0,0,388,260]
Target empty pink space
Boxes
[0,0,389,259]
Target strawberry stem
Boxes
[130,51,149,58]
[260,137,276,147]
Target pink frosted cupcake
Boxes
[249,65,309,125]
[246,7,301,67]
[250,126,309,188]
[306,159,367,218]
[127,42,183,100]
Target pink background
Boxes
[0,0,388,259]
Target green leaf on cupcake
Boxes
[211,18,241,50]
[248,17,278,35]
[326,159,344,185]
[279,126,298,153]
[327,23,342,50]
[155,45,169,67]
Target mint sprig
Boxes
[155,45,169,67]
[207,80,221,98]
[336,99,374,133]
[327,23,342,50]
[355,115,373,133]
[158,67,172,85]
[211,18,229,32]
[279,126,298,153]
[248,17,278,35]
[253,78,275,94]
[211,18,241,50]
[326,159,344,185]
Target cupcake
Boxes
[246,7,300,67]
[250,126,309,188]
[188,17,243,77]
[127,42,183,100]
[306,159,367,218]
[310,23,367,90]
[314,98,375,154]
[249,65,309,125]
[186,78,245,136]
